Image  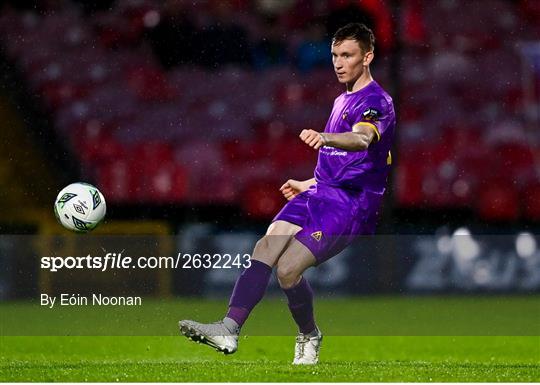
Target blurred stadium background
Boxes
[0,0,539,300]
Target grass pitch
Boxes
[1,297,539,382]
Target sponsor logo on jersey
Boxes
[320,147,347,156]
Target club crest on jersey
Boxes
[362,108,380,121]
[311,231,323,242]
[342,111,348,120]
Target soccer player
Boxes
[179,23,395,365]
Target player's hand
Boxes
[299,129,326,150]
[279,179,307,201]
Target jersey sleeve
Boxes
[349,94,390,143]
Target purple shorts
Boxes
[272,183,383,264]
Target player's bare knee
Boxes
[252,236,270,260]
[276,263,301,289]
[252,235,285,267]
[253,236,269,253]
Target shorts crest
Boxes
[311,231,323,242]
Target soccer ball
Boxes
[54,182,106,232]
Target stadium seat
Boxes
[270,136,317,171]
[222,136,276,165]
[133,141,174,166]
[75,131,126,166]
[395,157,424,207]
[39,80,91,111]
[275,82,314,108]
[96,159,137,202]
[1,0,537,211]
[493,143,535,178]
[143,162,189,203]
[522,182,540,222]
[242,179,284,220]
[125,66,177,102]
[477,183,520,222]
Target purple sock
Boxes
[226,259,272,327]
[282,276,316,334]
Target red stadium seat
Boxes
[456,145,491,179]
[441,127,482,157]
[186,166,237,204]
[125,66,176,102]
[3,0,537,213]
[253,120,288,141]
[133,141,174,167]
[242,180,284,220]
[73,127,126,165]
[96,159,137,202]
[221,139,268,165]
[39,80,91,111]
[395,156,425,207]
[477,183,520,222]
[95,12,142,48]
[270,136,317,171]
[522,182,540,222]
[143,162,189,203]
[493,143,535,177]
[275,83,314,107]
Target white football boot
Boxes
[178,320,238,354]
[292,327,323,365]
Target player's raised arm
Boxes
[299,127,376,152]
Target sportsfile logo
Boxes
[40,252,252,272]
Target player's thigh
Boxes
[252,221,302,267]
[266,220,302,236]
[276,238,317,288]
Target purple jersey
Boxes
[273,80,395,263]
[315,80,395,194]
